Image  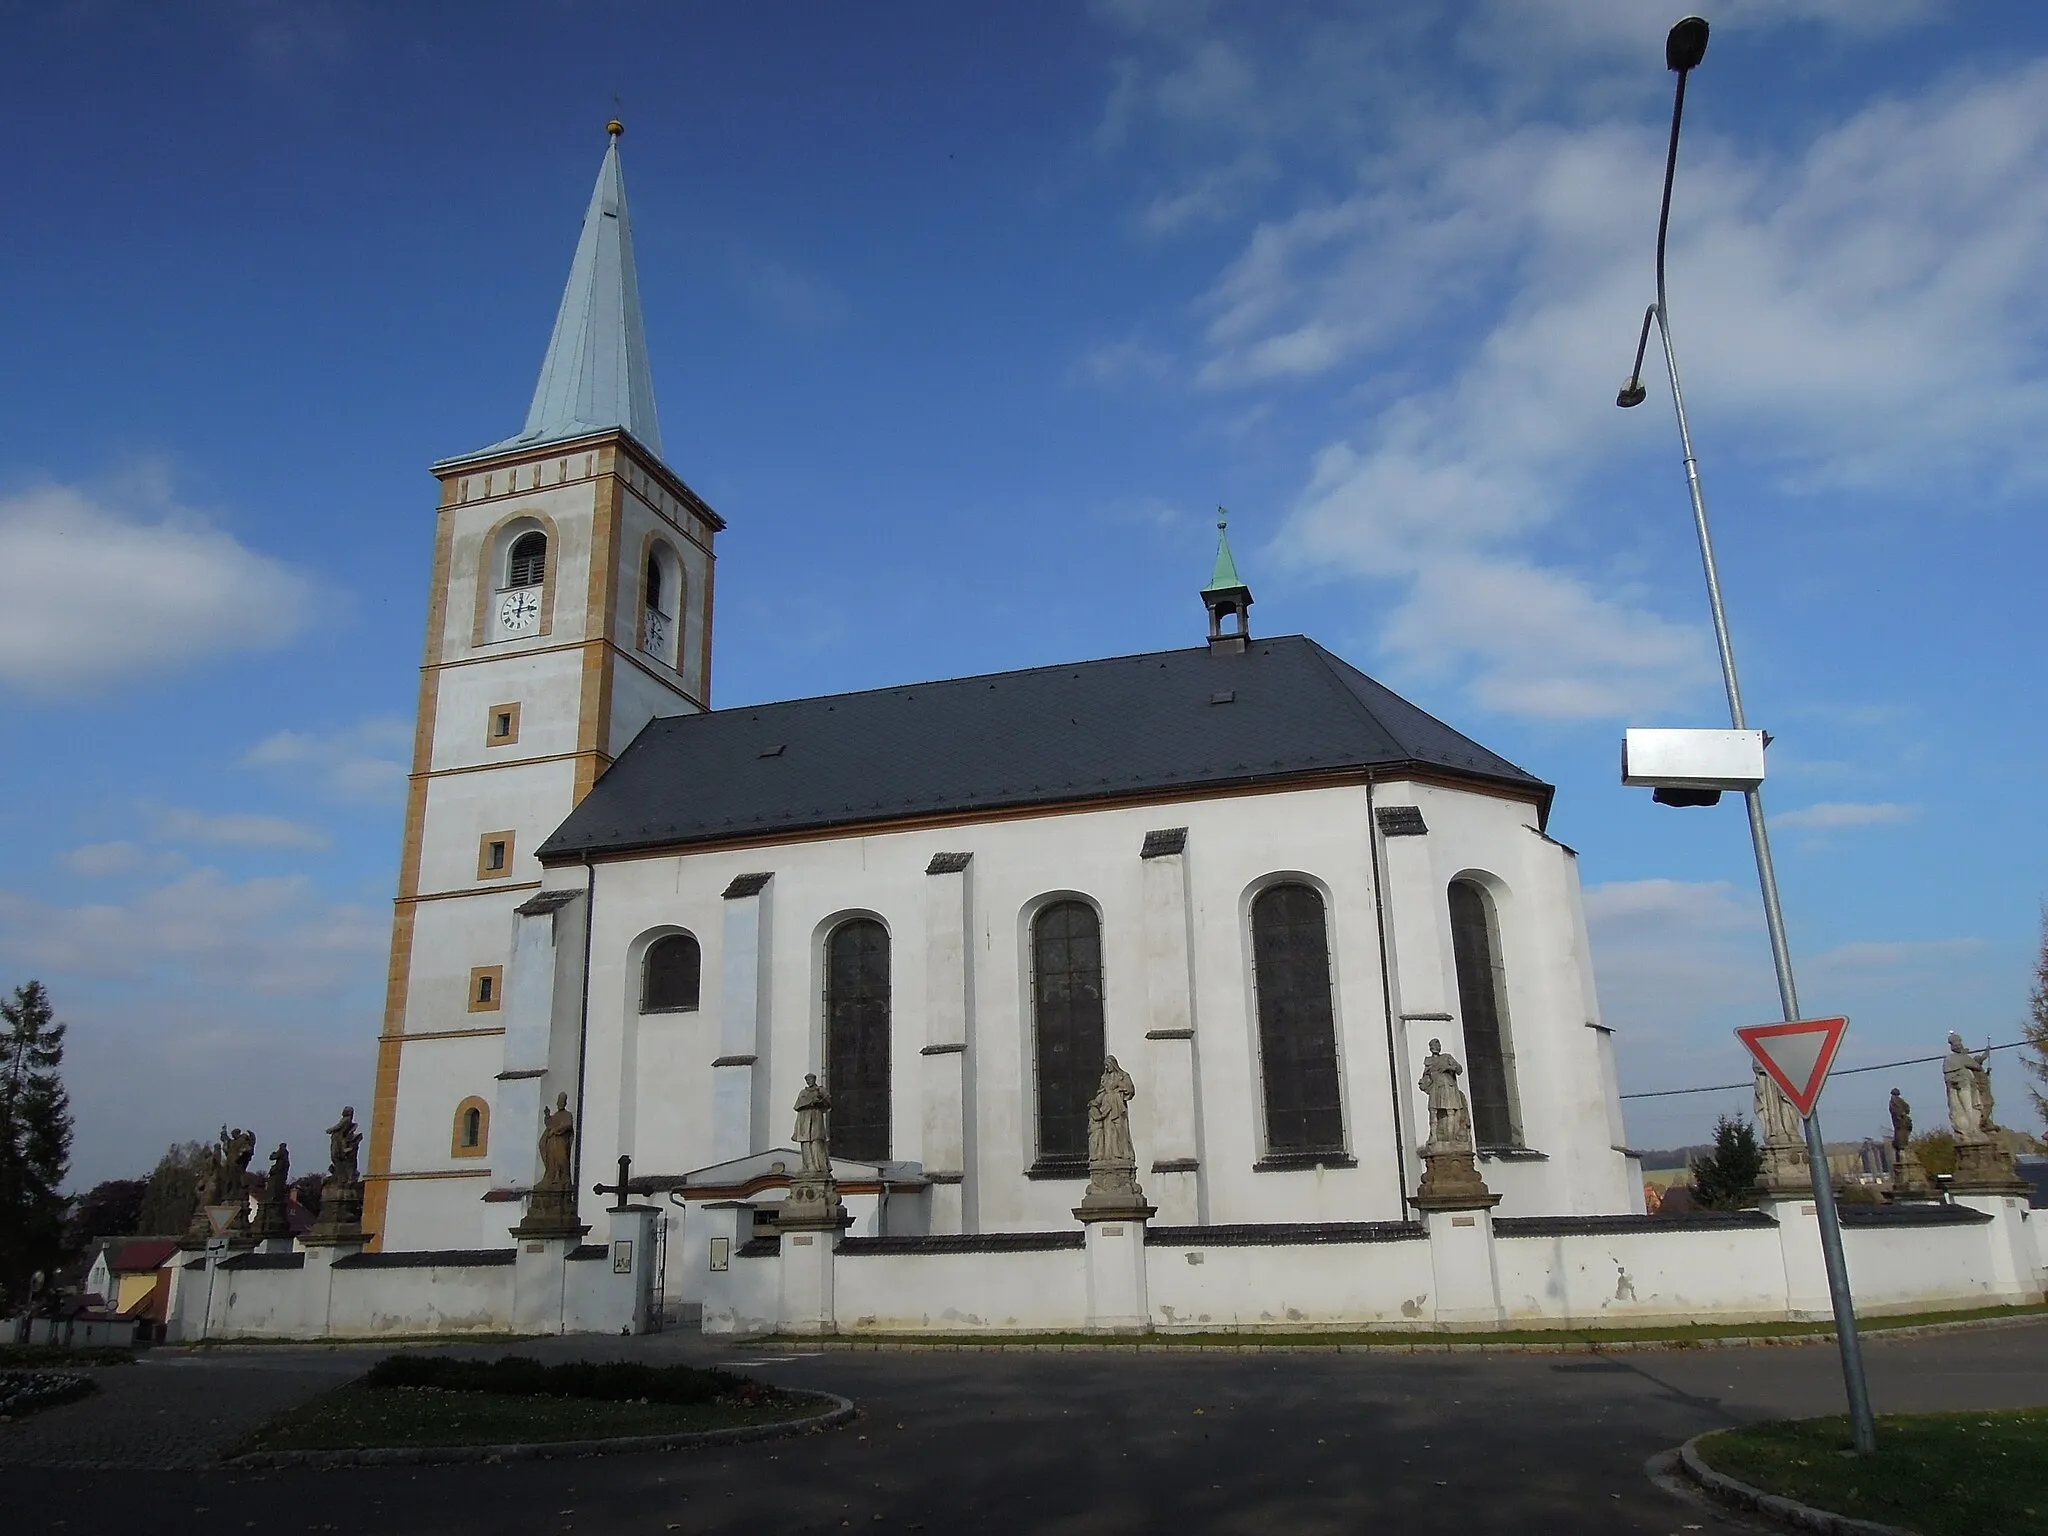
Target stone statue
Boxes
[1943,1032,1996,1143]
[512,1093,586,1238]
[1087,1056,1137,1173]
[778,1075,845,1230]
[307,1106,369,1244]
[248,1142,293,1239]
[1887,1086,1934,1199]
[793,1074,832,1178]
[1076,1056,1149,1218]
[1419,1039,1473,1154]
[327,1106,362,1187]
[538,1093,576,1189]
[1751,1067,1810,1194]
[1888,1088,1912,1155]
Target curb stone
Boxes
[221,1390,856,1469]
[759,1309,2046,1354]
[1676,1434,1920,1536]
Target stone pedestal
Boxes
[511,1183,587,1240]
[1076,1204,1154,1333]
[774,1174,850,1336]
[513,1233,582,1335]
[1414,1153,1501,1326]
[1761,1195,1834,1320]
[1414,1149,1494,1211]
[306,1178,367,1244]
[1755,1140,1814,1198]
[1421,1204,1503,1326]
[1886,1147,1938,1202]
[1951,1140,2030,1195]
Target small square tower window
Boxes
[478,831,516,881]
[486,702,521,747]
[468,965,503,1013]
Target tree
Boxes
[1910,1128,1957,1178]
[1689,1114,1764,1210]
[291,1172,324,1217]
[66,1179,147,1250]
[0,980,74,1307]
[2025,903,2048,1132]
[136,1141,212,1237]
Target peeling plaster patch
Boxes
[1400,1295,1425,1318]
[1613,1263,1636,1302]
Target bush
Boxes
[362,1353,751,1406]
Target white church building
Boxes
[166,128,2036,1342]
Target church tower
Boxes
[362,124,724,1247]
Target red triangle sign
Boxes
[1736,1016,1849,1119]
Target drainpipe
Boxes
[1364,778,1411,1213]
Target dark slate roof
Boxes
[538,635,1550,862]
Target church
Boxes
[359,124,1642,1297]
[160,126,2040,1342]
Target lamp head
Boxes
[1666,17,1710,72]
[1616,379,1648,409]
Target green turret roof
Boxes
[1203,508,1248,594]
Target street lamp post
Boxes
[1615,16,1877,1456]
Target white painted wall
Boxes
[1147,1235,1434,1331]
[835,1247,1089,1333]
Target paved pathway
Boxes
[1,1321,2042,1534]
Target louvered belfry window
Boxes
[645,555,664,614]
[641,933,700,1013]
[1250,883,1345,1154]
[507,531,547,588]
[825,918,891,1163]
[1448,880,1518,1147]
[1032,900,1105,1165]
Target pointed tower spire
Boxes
[1202,506,1253,653]
[489,120,663,458]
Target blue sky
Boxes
[4,1,2044,1186]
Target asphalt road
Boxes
[4,1321,2045,1535]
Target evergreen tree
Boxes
[1688,1114,1764,1210]
[66,1178,148,1250]
[136,1141,212,1237]
[2024,903,2048,1132]
[0,980,74,1307]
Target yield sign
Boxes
[1737,1016,1849,1119]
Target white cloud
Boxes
[1773,800,1918,831]
[146,804,331,851]
[60,842,185,879]
[1092,15,2048,720]
[0,482,312,692]
[241,718,410,803]
[0,866,383,995]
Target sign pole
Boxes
[1801,1104,1876,1453]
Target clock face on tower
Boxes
[498,588,541,635]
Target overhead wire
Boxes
[1618,1038,2033,1100]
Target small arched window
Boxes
[451,1096,491,1158]
[1448,880,1519,1147]
[1032,900,1105,1167]
[645,554,665,615]
[641,933,701,1013]
[825,918,891,1163]
[507,531,547,588]
[1250,883,1345,1155]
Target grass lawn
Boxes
[767,1300,2048,1351]
[235,1355,830,1454]
[1694,1409,2048,1536]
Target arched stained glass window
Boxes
[1250,883,1345,1155]
[1032,900,1105,1166]
[825,918,891,1163]
[642,933,701,1013]
[507,531,547,588]
[1448,880,1519,1147]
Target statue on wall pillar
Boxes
[1076,1056,1150,1220]
[1886,1087,1933,1199]
[1752,1068,1812,1195]
[1940,1032,2026,1192]
[1413,1040,1496,1211]
[251,1142,294,1239]
[307,1105,370,1243]
[778,1074,847,1231]
[512,1092,588,1238]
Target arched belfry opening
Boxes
[1203,507,1253,654]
